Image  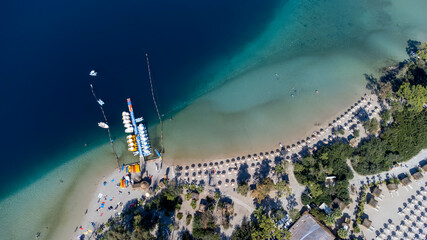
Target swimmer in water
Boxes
[315,90,319,94]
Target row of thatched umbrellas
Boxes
[377,189,427,239]
[176,94,378,176]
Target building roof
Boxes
[412,172,423,180]
[372,187,382,197]
[401,177,412,186]
[362,218,372,228]
[422,164,427,172]
[387,183,398,191]
[331,198,346,211]
[289,212,334,240]
[368,198,378,208]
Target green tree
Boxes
[214,192,221,200]
[192,211,220,240]
[237,182,250,196]
[177,212,183,220]
[274,180,291,198]
[251,178,274,203]
[196,186,204,194]
[191,199,197,209]
[354,225,360,233]
[380,110,391,125]
[363,118,380,135]
[337,228,348,239]
[251,207,290,240]
[189,184,197,191]
[185,192,192,201]
[332,208,342,219]
[230,221,251,240]
[324,214,336,226]
[416,42,427,61]
[274,164,285,175]
[397,82,427,112]
[353,129,360,138]
[288,208,301,221]
[186,214,193,225]
[307,181,323,198]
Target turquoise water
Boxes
[1,0,427,239]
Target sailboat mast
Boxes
[145,53,164,153]
[90,84,120,168]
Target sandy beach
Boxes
[70,92,381,239]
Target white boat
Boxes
[126,135,134,139]
[127,139,134,143]
[122,116,130,120]
[97,99,104,106]
[135,117,143,123]
[89,70,97,77]
[123,120,131,125]
[124,123,133,128]
[122,111,130,116]
[98,122,109,129]
[125,128,133,133]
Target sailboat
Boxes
[89,70,98,77]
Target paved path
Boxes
[226,193,255,212]
[348,149,427,189]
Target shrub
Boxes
[214,192,221,200]
[186,214,193,225]
[354,225,360,233]
[354,129,360,138]
[196,186,204,194]
[363,118,380,135]
[177,212,183,220]
[332,209,342,219]
[191,199,197,209]
[337,228,348,239]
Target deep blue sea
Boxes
[0,0,282,199]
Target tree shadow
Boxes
[285,194,298,210]
[237,163,251,184]
[253,159,271,183]
[254,196,283,214]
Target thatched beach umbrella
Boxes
[214,162,218,167]
[231,158,236,163]
[219,161,224,167]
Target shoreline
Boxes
[70,91,374,239]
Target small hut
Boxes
[401,177,412,186]
[362,218,372,229]
[372,187,382,198]
[331,198,346,211]
[412,172,423,180]
[422,164,427,172]
[387,183,398,192]
[325,176,336,188]
[349,138,358,147]
[191,192,200,200]
[131,181,150,192]
[368,198,378,208]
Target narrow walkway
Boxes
[286,163,306,207]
